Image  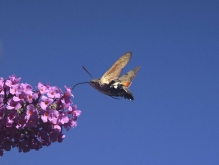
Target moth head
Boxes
[89,79,99,88]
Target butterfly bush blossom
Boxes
[0,75,81,156]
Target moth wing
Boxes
[100,52,132,84]
[118,66,140,88]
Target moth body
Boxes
[88,52,140,100]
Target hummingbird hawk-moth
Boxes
[72,52,140,100]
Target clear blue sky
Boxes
[0,1,219,164]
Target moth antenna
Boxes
[82,66,93,78]
[72,82,90,91]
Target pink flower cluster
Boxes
[0,75,81,156]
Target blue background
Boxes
[0,1,219,164]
